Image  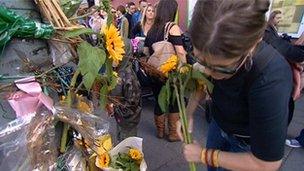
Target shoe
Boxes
[154,115,166,138]
[167,113,181,142]
[285,139,302,148]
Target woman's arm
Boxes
[169,25,187,63]
[184,143,282,171]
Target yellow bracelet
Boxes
[213,150,220,167]
[200,148,207,164]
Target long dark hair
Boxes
[190,0,269,60]
[148,0,178,38]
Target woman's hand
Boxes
[176,116,194,141]
[183,141,203,163]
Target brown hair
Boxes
[141,4,154,27]
[189,0,270,60]
[268,10,282,26]
[117,5,126,15]
[148,0,178,38]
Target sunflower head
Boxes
[179,65,191,74]
[95,153,111,169]
[129,148,143,161]
[96,134,113,155]
[159,55,178,76]
[103,24,125,66]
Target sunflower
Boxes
[103,24,125,65]
[179,65,190,74]
[96,134,113,155]
[95,153,111,169]
[129,148,143,161]
[159,55,178,76]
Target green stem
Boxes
[173,82,188,142]
[60,70,80,153]
[174,78,196,171]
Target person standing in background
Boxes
[133,0,148,27]
[125,2,137,39]
[132,3,155,38]
[116,5,129,40]
[144,0,187,142]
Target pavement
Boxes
[107,96,304,171]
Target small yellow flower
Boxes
[113,71,118,77]
[95,153,111,169]
[77,101,92,113]
[179,65,190,74]
[96,134,113,155]
[159,55,178,76]
[129,148,143,161]
[103,24,125,66]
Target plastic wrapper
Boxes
[48,40,73,66]
[55,105,110,155]
[0,6,54,53]
[103,137,147,171]
[57,146,86,171]
[0,110,57,170]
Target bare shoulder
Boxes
[169,24,182,36]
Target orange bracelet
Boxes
[200,148,207,164]
[213,150,220,167]
[205,149,209,166]
[210,149,215,167]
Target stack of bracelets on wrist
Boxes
[200,148,220,168]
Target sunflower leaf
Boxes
[77,42,106,90]
[158,85,169,113]
[191,70,214,92]
[64,28,95,38]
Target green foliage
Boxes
[99,85,108,109]
[64,28,95,38]
[60,0,82,18]
[110,153,139,171]
[158,65,213,114]
[77,42,106,90]
[100,0,113,26]
[191,70,214,92]
[158,85,169,113]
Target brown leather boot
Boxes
[168,113,181,142]
[154,115,166,138]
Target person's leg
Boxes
[152,80,166,139]
[167,112,180,142]
[286,129,303,148]
[295,129,304,147]
[206,120,230,171]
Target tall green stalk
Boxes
[173,78,196,171]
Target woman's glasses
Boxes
[195,54,249,75]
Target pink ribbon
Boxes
[8,77,54,117]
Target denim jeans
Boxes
[206,120,251,171]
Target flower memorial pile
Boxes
[0,0,147,170]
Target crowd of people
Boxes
[83,0,304,170]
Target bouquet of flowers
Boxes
[95,137,147,171]
[158,55,213,171]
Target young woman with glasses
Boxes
[178,0,293,170]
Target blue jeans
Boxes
[206,120,251,171]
